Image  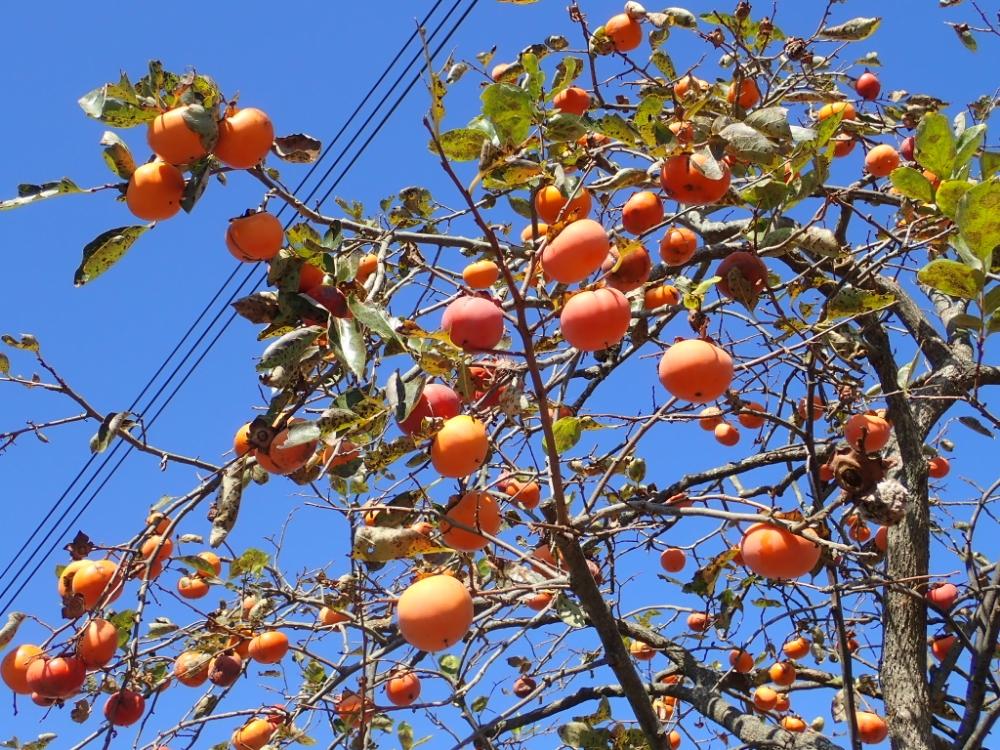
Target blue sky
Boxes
[1,1,997,748]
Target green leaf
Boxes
[348,298,400,342]
[545,113,588,143]
[432,128,487,161]
[1,334,40,352]
[952,23,978,52]
[481,84,533,145]
[982,151,1000,178]
[824,287,895,320]
[283,420,321,448]
[78,83,158,127]
[956,178,1000,266]
[959,415,994,438]
[554,594,587,629]
[955,124,986,171]
[331,317,366,378]
[745,107,792,140]
[889,167,935,203]
[634,95,665,146]
[818,17,881,41]
[549,416,582,454]
[650,50,677,79]
[936,180,972,219]
[917,259,984,299]
[521,52,545,101]
[593,114,640,147]
[99,132,136,179]
[438,654,460,676]
[74,225,149,287]
[386,371,426,423]
[946,313,983,335]
[257,326,323,371]
[720,122,778,163]
[229,548,270,579]
[558,722,611,749]
[89,412,134,454]
[916,113,956,180]
[740,178,787,210]
[0,354,8,375]
[0,178,83,212]
[471,695,489,712]
[107,610,133,649]
[550,56,582,95]
[988,313,1000,335]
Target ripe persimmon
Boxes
[125,160,185,221]
[768,661,796,686]
[781,716,806,732]
[104,689,145,726]
[560,287,631,351]
[657,339,734,404]
[440,491,502,551]
[729,648,754,674]
[900,136,915,161]
[602,245,652,292]
[865,144,900,177]
[844,413,892,452]
[855,72,881,101]
[232,718,276,750]
[928,456,950,478]
[754,685,778,711]
[248,630,289,664]
[728,78,760,109]
[931,634,956,661]
[659,226,698,266]
[855,711,888,744]
[297,262,326,293]
[716,251,768,301]
[462,259,500,289]
[1,644,43,694]
[659,548,686,573]
[503,478,541,510]
[356,253,379,284]
[643,284,681,310]
[72,559,122,609]
[832,134,856,158]
[25,655,86,699]
[798,396,825,422]
[673,75,708,99]
[738,402,767,429]
[740,522,821,580]
[714,422,740,446]
[926,582,959,610]
[668,729,681,749]
[319,439,360,470]
[319,606,349,625]
[386,669,421,707]
[520,222,549,243]
[698,407,724,431]
[398,382,462,435]
[233,422,253,456]
[541,218,609,284]
[77,618,119,668]
[214,107,274,169]
[442,296,505,351]
[226,211,284,262]
[178,576,210,599]
[58,559,89,598]
[430,415,489,478]
[195,551,222,578]
[660,153,731,205]
[255,427,317,475]
[141,535,174,566]
[173,651,210,687]
[524,590,554,611]
[782,636,810,660]
[687,612,710,631]
[816,101,857,121]
[774,692,791,712]
[553,86,590,116]
[396,574,474,652]
[621,191,664,235]
[629,640,655,661]
[147,106,212,164]
[874,525,888,552]
[534,185,592,224]
[605,13,643,52]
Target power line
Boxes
[0,0,477,616]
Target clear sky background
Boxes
[1,1,997,748]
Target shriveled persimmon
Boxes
[396,574,474,652]
[430,415,489,478]
[440,491,502,551]
[560,287,631,352]
[173,651,210,687]
[657,339,734,404]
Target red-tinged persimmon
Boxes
[541,218,609,284]
[660,153,732,205]
[386,670,422,707]
[398,383,462,436]
[560,287,631,352]
[104,689,145,726]
[659,226,698,266]
[442,296,505,351]
[621,191,663,235]
[855,72,881,101]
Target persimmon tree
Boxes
[1,3,999,750]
